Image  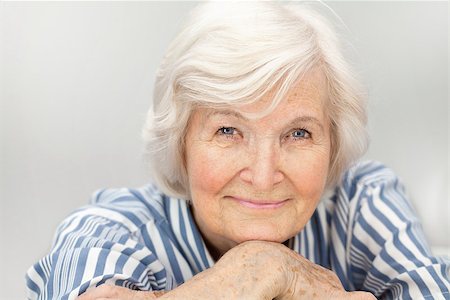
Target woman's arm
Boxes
[77,285,166,299]
[26,191,171,299]
[77,241,375,299]
[345,162,450,298]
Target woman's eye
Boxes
[217,127,238,136]
[290,129,311,140]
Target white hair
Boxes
[142,1,369,199]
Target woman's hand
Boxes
[161,240,375,299]
[77,285,166,299]
[159,240,286,299]
[270,241,375,299]
[77,241,375,299]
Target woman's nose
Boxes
[239,143,284,190]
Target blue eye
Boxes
[291,129,310,139]
[218,127,237,136]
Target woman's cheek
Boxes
[189,141,243,194]
[283,148,329,197]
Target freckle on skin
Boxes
[298,289,306,295]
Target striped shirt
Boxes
[26,161,450,299]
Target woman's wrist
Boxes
[159,241,288,299]
[214,241,289,299]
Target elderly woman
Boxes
[26,2,449,300]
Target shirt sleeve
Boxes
[347,163,450,299]
[25,189,169,300]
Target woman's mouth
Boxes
[229,197,290,209]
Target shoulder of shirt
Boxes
[69,183,174,233]
[344,160,399,187]
[325,160,402,205]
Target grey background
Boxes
[0,1,448,299]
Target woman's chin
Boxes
[232,227,291,245]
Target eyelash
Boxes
[288,128,312,141]
[217,127,240,138]
[216,127,311,142]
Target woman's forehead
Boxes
[195,92,327,130]
[197,69,328,116]
[235,71,327,116]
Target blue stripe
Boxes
[77,281,90,296]
[303,226,309,259]
[186,203,212,269]
[367,196,427,270]
[33,261,47,289]
[332,205,347,246]
[53,214,92,252]
[91,188,106,203]
[93,248,108,278]
[129,189,165,222]
[96,204,145,229]
[72,249,88,291]
[344,163,385,199]
[178,203,203,272]
[409,269,432,297]
[26,271,42,296]
[95,274,116,287]
[160,197,185,252]
[114,252,129,274]
[73,219,102,249]
[388,277,412,299]
[426,266,449,295]
[330,247,349,290]
[158,229,184,284]
[358,209,385,247]
[311,211,327,268]
[379,185,439,264]
[351,235,375,264]
[141,225,157,258]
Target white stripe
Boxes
[372,190,433,269]
[172,243,195,280]
[80,248,101,285]
[26,266,45,299]
[179,200,207,272]
[304,221,315,262]
[102,246,121,276]
[67,248,80,294]
[330,223,347,276]
[397,270,426,298]
[72,208,139,232]
[353,220,381,256]
[145,220,175,281]
[315,202,329,247]
[414,265,445,296]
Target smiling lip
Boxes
[229,197,290,209]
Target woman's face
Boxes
[185,71,331,258]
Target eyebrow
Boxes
[205,109,325,132]
[206,109,250,121]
